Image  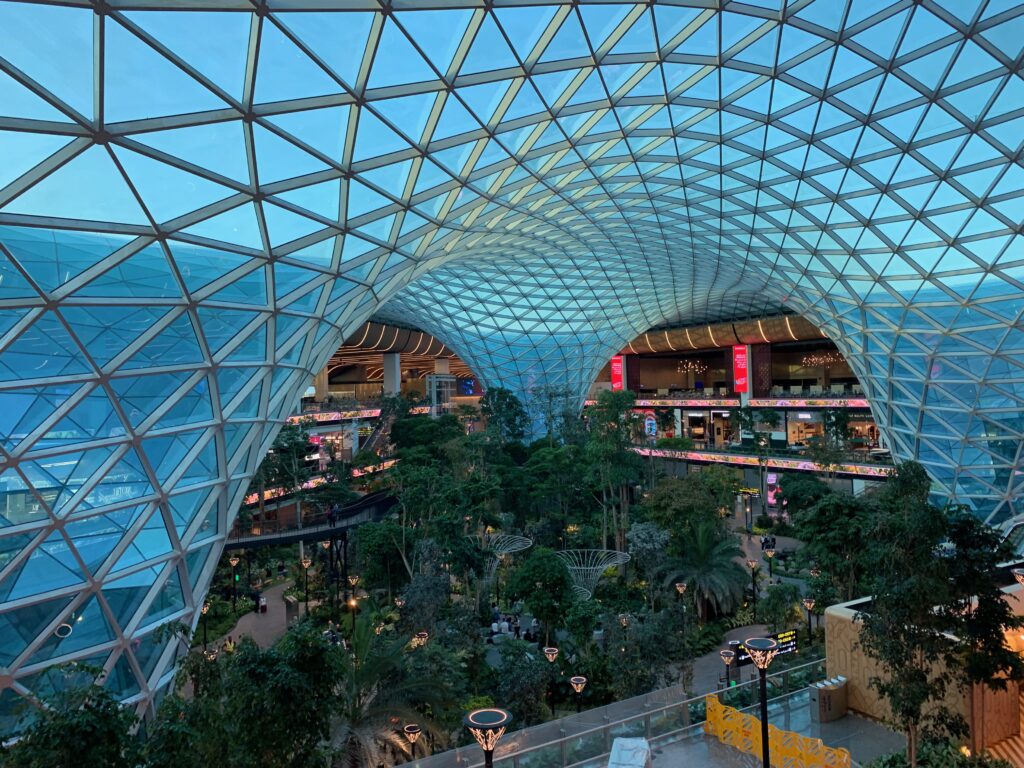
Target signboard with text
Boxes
[732,345,749,393]
[610,355,624,391]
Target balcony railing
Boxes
[409,659,826,768]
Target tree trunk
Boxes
[907,723,917,767]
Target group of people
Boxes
[486,605,540,644]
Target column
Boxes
[383,352,401,395]
[313,367,329,402]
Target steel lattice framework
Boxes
[0,0,1023,725]
[554,549,631,599]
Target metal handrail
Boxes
[410,658,826,768]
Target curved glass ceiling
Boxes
[0,0,1023,721]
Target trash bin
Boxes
[810,676,848,723]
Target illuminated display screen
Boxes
[732,345,748,394]
[735,629,799,667]
[748,398,869,409]
[633,447,892,478]
[610,355,624,391]
[288,405,430,424]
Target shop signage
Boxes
[732,345,749,393]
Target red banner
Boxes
[610,355,624,391]
[732,345,749,393]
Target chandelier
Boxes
[676,359,708,374]
[801,351,844,368]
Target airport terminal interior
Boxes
[2,1,1024,766]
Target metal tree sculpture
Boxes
[468,533,533,581]
[554,550,631,600]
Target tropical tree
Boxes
[479,387,529,445]
[792,491,874,601]
[584,389,643,550]
[506,548,576,645]
[659,522,746,622]
[330,618,447,768]
[1,679,140,768]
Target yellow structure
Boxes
[704,695,851,768]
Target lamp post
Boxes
[764,548,775,581]
[745,637,780,768]
[756,436,769,518]
[300,555,312,613]
[403,724,422,758]
[802,597,815,644]
[720,649,735,688]
[809,564,821,580]
[544,647,559,715]
[746,558,759,620]
[412,631,429,649]
[201,601,210,650]
[618,613,631,629]
[570,675,587,713]
[228,555,239,611]
[675,581,688,637]
[464,708,513,768]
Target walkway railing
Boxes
[225,492,396,549]
[409,658,826,768]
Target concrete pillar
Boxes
[313,367,329,402]
[383,353,401,395]
[434,358,450,375]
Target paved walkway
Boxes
[217,581,294,649]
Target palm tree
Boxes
[330,616,445,768]
[659,522,747,622]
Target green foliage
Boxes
[792,491,874,601]
[480,387,529,445]
[1,681,140,768]
[778,473,829,516]
[564,599,603,650]
[659,521,746,622]
[759,582,801,633]
[506,548,576,645]
[866,740,1012,768]
[858,462,1024,767]
[353,520,410,593]
[641,475,723,543]
[494,641,551,725]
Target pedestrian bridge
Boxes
[224,492,396,550]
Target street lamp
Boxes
[719,649,735,688]
[570,675,587,713]
[464,708,513,768]
[809,564,821,579]
[802,597,815,644]
[348,573,361,588]
[746,558,759,620]
[543,647,559,714]
[403,724,422,758]
[618,613,631,629]
[674,582,687,598]
[411,630,429,649]
[764,548,775,581]
[300,555,312,613]
[201,601,210,649]
[745,637,780,768]
[228,555,240,611]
